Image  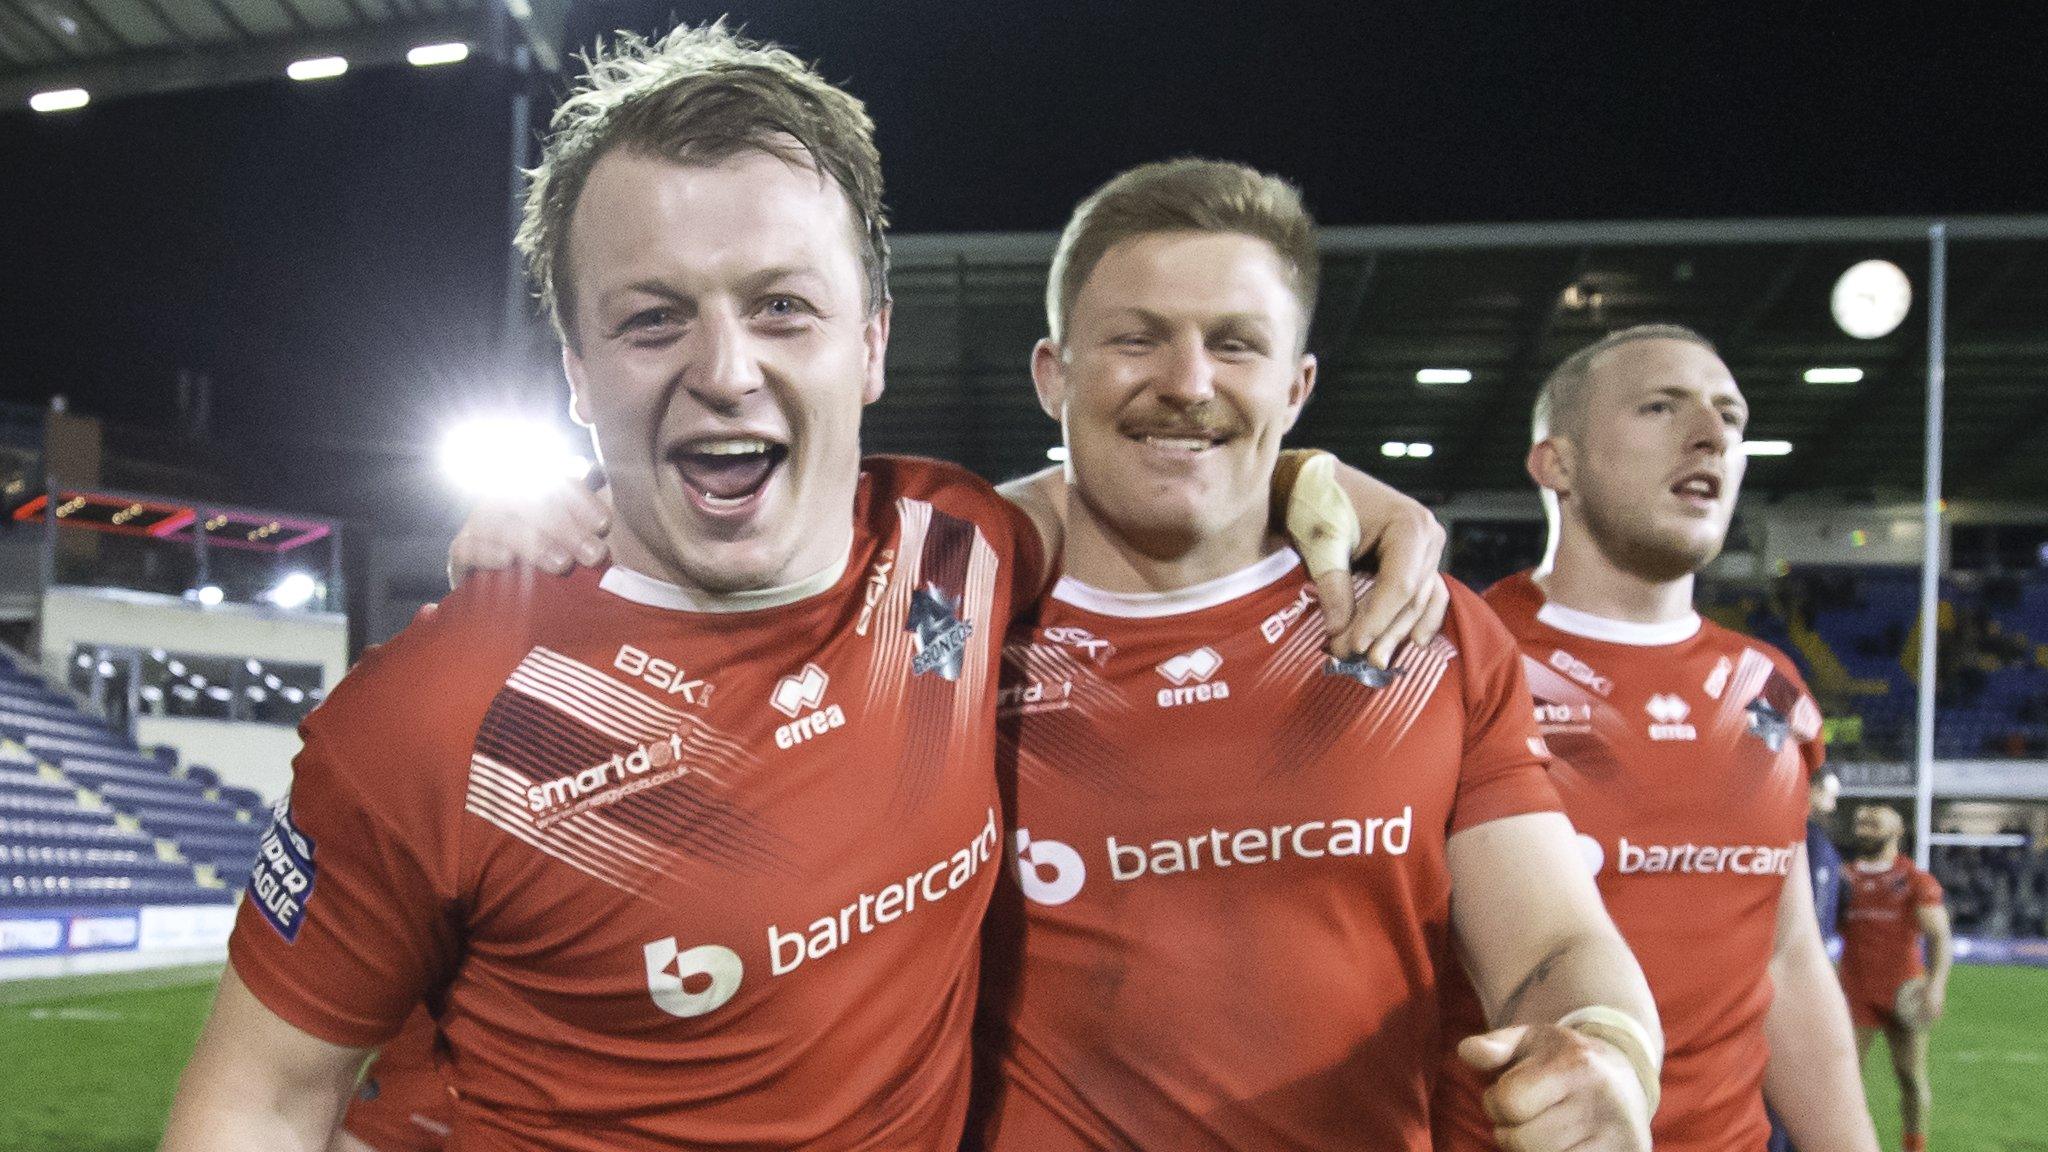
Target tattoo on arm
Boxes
[1497,943,1568,1025]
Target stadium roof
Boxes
[871,216,2048,503]
[0,0,566,109]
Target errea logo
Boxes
[1155,646,1229,709]
[772,663,844,750]
[1645,693,1697,741]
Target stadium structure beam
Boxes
[889,215,2048,270]
[1913,224,1947,872]
[0,11,481,105]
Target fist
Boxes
[1458,1024,1652,1152]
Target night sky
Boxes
[2,1,2043,521]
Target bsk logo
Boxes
[772,663,845,749]
[643,938,744,1018]
[1156,646,1229,708]
[1705,655,1734,699]
[1013,828,1087,905]
[1548,649,1614,697]
[1645,693,1697,741]
[614,645,713,705]
[1041,625,1113,664]
[853,550,895,637]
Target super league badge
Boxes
[909,583,973,680]
[1324,655,1405,689]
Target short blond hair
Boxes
[1046,158,1319,349]
[1533,323,1719,443]
[516,22,889,348]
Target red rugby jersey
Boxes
[971,552,1559,1151]
[343,1006,451,1152]
[1434,571,1824,1152]
[229,458,1041,1151]
[1839,855,1943,996]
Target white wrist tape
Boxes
[1559,1005,1661,1116]
[1283,451,1361,582]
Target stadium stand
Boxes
[0,648,259,912]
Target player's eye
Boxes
[619,309,681,341]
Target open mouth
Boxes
[670,436,789,509]
[1671,471,1722,504]
[1123,428,1230,455]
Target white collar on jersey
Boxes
[1051,549,1301,619]
[598,552,848,614]
[1534,599,1702,647]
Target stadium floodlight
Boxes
[1742,440,1794,457]
[266,571,319,610]
[440,416,592,500]
[407,42,470,67]
[1831,260,1912,339]
[1405,442,1435,458]
[1803,367,1864,384]
[1415,368,1472,385]
[30,88,89,113]
[193,584,225,606]
[287,56,348,81]
[1046,446,1069,463]
[1381,441,1408,458]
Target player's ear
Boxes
[1031,338,1068,423]
[861,300,892,406]
[564,345,593,427]
[1279,352,1317,434]
[1527,436,1572,497]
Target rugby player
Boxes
[1840,804,1951,1152]
[463,159,1667,1151]
[163,27,1448,1152]
[1432,326,1882,1152]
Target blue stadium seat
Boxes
[0,818,153,850]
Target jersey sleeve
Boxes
[864,455,1050,623]
[1443,579,1563,835]
[226,607,482,1050]
[1911,867,1945,908]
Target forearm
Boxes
[1488,922,1660,1047]
[1763,937,1879,1152]
[1926,925,1953,987]
[160,1060,355,1152]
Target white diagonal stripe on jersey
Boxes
[505,674,654,746]
[466,755,674,884]
[1385,653,1456,750]
[471,755,679,865]
[867,498,931,716]
[466,761,648,893]
[528,646,687,727]
[524,647,685,731]
[1357,636,1454,747]
[1521,654,1595,706]
[952,531,1000,749]
[1716,648,1777,730]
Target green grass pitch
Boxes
[2,962,2044,1150]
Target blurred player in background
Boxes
[1840,804,1953,1152]
[1432,325,1881,1152]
